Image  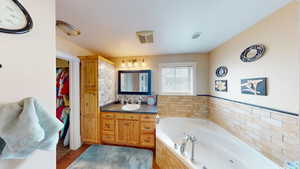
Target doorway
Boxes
[56,58,71,160]
[56,51,81,162]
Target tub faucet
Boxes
[189,135,197,162]
[179,134,190,155]
[179,134,197,162]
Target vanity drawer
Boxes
[141,114,155,122]
[102,112,115,119]
[116,113,139,120]
[124,114,140,120]
[102,134,115,143]
[140,134,154,147]
[141,122,155,134]
[102,130,115,135]
[102,119,115,131]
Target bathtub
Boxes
[156,117,282,169]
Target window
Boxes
[159,63,196,95]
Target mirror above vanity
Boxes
[118,70,152,95]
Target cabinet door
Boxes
[81,91,98,143]
[128,120,140,145]
[102,119,115,132]
[82,60,98,90]
[140,134,154,147]
[115,119,129,144]
[80,59,99,143]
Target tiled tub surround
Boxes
[157,96,208,118]
[208,97,300,166]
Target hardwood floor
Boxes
[57,144,90,169]
[56,140,72,161]
[57,144,160,169]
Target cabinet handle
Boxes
[144,127,151,130]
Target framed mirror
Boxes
[118,70,151,95]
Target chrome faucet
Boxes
[137,96,143,104]
[178,134,197,162]
[179,134,191,155]
[189,135,197,162]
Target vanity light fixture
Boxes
[127,60,133,67]
[133,59,139,67]
[121,59,126,67]
[121,57,146,68]
[141,58,146,67]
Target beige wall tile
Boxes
[208,97,300,167]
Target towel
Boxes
[286,161,299,169]
[0,97,64,159]
[0,137,5,154]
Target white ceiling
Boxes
[56,0,291,57]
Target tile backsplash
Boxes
[157,95,208,118]
[99,61,116,106]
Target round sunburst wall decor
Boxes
[216,66,228,78]
[240,44,266,62]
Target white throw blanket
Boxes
[0,97,63,159]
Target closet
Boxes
[56,58,71,160]
[79,56,116,144]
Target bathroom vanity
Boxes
[100,104,157,148]
[79,60,157,148]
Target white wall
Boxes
[56,35,94,57]
[0,0,56,169]
[111,53,209,95]
[209,1,299,113]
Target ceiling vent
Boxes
[136,31,154,44]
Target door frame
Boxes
[56,51,81,150]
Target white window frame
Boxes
[159,62,197,96]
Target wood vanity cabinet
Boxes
[79,56,115,144]
[101,112,156,148]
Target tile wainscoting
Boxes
[208,97,299,166]
[157,96,208,118]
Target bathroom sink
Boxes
[122,104,141,111]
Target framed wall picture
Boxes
[215,80,227,92]
[241,77,267,96]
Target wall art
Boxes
[241,77,267,96]
[240,44,265,62]
[215,80,227,92]
[216,66,228,78]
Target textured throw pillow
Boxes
[0,137,6,154]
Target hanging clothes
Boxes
[56,68,70,147]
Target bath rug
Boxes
[67,145,153,169]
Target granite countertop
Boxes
[100,103,157,114]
